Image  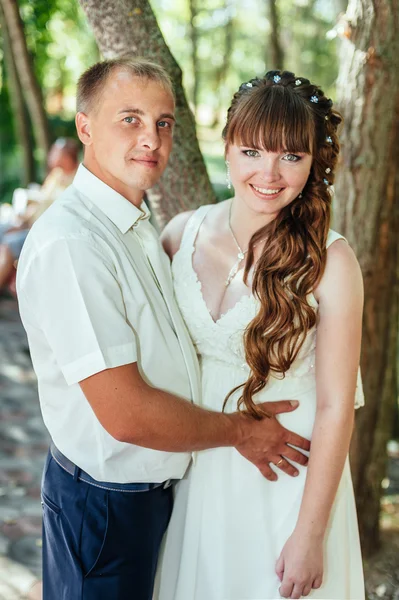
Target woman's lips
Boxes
[250,184,284,200]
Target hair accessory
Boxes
[295,79,301,86]
[310,95,318,103]
[325,167,331,174]
[273,75,281,83]
[298,192,303,198]
[323,178,329,185]
[325,115,329,120]
[326,136,333,143]
[245,82,253,88]
[226,161,232,190]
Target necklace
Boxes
[225,204,266,287]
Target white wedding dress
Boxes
[155,206,365,600]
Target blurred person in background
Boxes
[0,138,79,293]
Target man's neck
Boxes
[82,160,144,208]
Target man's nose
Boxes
[138,126,161,151]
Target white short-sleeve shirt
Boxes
[16,164,201,483]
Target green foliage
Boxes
[0,79,23,204]
[0,0,342,193]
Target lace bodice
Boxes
[172,205,364,407]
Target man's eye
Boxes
[123,117,138,124]
[158,121,171,128]
[283,154,301,162]
[243,149,260,158]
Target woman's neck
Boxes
[229,198,275,250]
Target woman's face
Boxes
[226,143,313,219]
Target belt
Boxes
[50,443,173,493]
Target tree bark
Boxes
[212,0,234,129]
[78,0,215,228]
[0,3,34,185]
[267,0,283,70]
[189,0,199,115]
[334,0,399,557]
[0,0,50,163]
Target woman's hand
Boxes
[275,530,323,599]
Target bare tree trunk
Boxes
[0,0,50,163]
[212,0,234,129]
[189,0,199,115]
[334,0,399,557]
[0,4,34,185]
[267,0,283,70]
[78,0,215,228]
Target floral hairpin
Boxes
[245,82,253,88]
[323,178,329,185]
[326,136,333,143]
[310,95,318,103]
[273,75,281,83]
[295,79,301,86]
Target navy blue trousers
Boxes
[41,451,173,600]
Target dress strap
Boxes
[326,229,347,248]
[180,204,214,249]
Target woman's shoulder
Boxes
[160,203,216,260]
[325,229,359,272]
[326,229,347,249]
[315,230,363,306]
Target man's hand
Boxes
[233,401,310,480]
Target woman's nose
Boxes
[259,159,280,181]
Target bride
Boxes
[156,70,365,599]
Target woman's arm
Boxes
[277,239,364,599]
[160,210,195,260]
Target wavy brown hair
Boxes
[223,70,343,419]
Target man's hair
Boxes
[76,56,174,114]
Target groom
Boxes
[17,57,310,600]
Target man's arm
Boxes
[18,234,310,482]
[80,362,310,481]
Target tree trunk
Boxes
[0,4,34,185]
[189,0,199,115]
[78,0,215,228]
[334,0,399,557]
[267,0,283,70]
[212,0,234,129]
[0,0,50,164]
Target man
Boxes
[16,58,310,600]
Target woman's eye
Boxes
[243,149,260,158]
[283,153,301,162]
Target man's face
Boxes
[77,70,175,205]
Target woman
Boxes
[156,71,364,599]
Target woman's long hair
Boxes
[223,71,343,419]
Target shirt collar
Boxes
[73,163,151,234]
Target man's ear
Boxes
[75,112,92,146]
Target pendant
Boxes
[225,255,244,287]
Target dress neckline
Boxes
[174,204,255,325]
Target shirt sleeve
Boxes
[19,235,138,385]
